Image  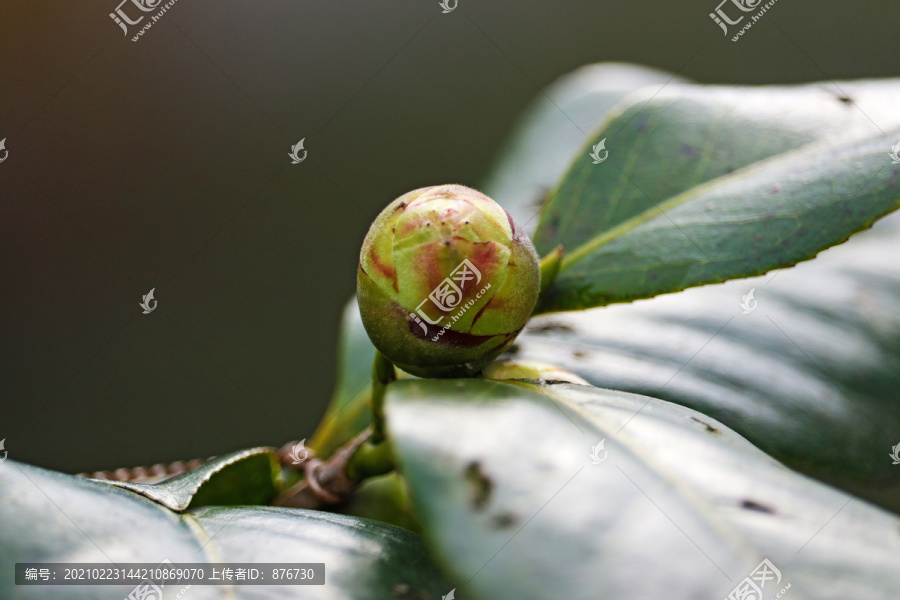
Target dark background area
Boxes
[2,0,898,473]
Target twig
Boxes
[272,429,374,509]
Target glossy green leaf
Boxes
[513,209,900,513]
[334,472,421,534]
[386,378,900,600]
[100,447,282,511]
[309,299,593,463]
[305,302,423,532]
[0,460,451,600]
[531,79,900,312]
[482,62,686,230]
[309,301,377,459]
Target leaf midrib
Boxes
[557,127,889,272]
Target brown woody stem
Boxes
[272,428,393,509]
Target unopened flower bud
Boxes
[357,185,540,378]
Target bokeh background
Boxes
[2,0,899,473]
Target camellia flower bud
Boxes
[357,185,540,378]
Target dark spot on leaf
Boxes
[572,350,586,359]
[492,512,518,528]
[690,417,720,433]
[528,322,574,334]
[390,583,430,599]
[741,499,776,514]
[505,343,520,356]
[542,379,575,385]
[465,461,492,511]
[529,186,552,212]
[836,95,853,104]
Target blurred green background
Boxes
[2,0,898,473]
